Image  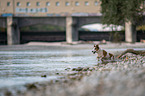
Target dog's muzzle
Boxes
[92,50,96,54]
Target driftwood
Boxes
[117,49,145,58]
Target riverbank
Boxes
[2,51,144,96]
[0,42,145,96]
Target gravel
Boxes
[1,53,144,96]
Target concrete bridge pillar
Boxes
[7,17,20,45]
[66,16,78,43]
[125,21,136,43]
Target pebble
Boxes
[41,75,47,77]
[75,67,84,71]
[100,68,112,71]
[65,68,71,71]
[56,73,59,75]
[25,83,38,89]
[68,72,78,76]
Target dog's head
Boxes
[92,44,100,54]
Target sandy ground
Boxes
[0,41,145,96]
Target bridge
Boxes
[0,0,141,45]
[0,16,102,45]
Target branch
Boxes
[117,49,145,58]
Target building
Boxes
[0,0,101,17]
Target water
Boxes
[0,45,97,88]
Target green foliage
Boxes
[137,25,145,30]
[110,31,124,42]
[100,0,144,25]
[20,24,65,31]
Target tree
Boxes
[100,0,145,43]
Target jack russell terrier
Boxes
[92,44,114,62]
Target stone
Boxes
[41,75,47,77]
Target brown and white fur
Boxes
[92,44,114,62]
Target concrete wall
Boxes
[0,16,101,28]
[0,17,6,28]
[1,31,145,45]
[0,0,14,14]
[0,0,101,16]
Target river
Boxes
[0,45,96,88]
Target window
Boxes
[27,2,31,6]
[95,1,98,6]
[30,9,33,12]
[85,1,89,6]
[7,2,11,6]
[56,2,60,6]
[36,2,40,6]
[17,2,21,6]
[75,2,79,6]
[46,2,50,6]
[65,2,70,6]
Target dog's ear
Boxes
[96,44,99,47]
[96,44,99,49]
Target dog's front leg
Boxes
[97,56,100,61]
[97,56,102,62]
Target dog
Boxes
[92,44,114,62]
